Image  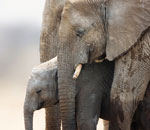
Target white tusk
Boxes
[95,58,106,63]
[103,120,109,130]
[73,64,82,80]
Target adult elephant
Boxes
[56,0,150,130]
[40,0,66,129]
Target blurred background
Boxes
[0,0,104,129]
[0,0,45,129]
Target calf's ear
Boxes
[106,0,150,61]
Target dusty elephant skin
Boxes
[24,58,150,130]
[40,0,66,129]
[55,0,150,129]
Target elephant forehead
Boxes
[64,0,101,28]
[28,75,49,91]
[70,9,96,28]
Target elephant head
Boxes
[57,0,150,129]
[24,57,58,130]
[57,0,107,129]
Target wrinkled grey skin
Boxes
[24,58,150,130]
[56,0,150,129]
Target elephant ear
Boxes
[106,0,150,61]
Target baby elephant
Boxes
[24,57,59,130]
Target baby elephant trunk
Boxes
[24,106,34,130]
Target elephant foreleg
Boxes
[76,87,103,130]
[109,30,150,130]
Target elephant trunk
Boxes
[24,107,33,130]
[45,105,61,130]
[58,50,76,130]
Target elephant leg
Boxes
[45,105,60,130]
[76,87,103,130]
[109,31,150,130]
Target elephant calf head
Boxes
[24,57,58,130]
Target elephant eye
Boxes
[36,90,42,94]
[76,28,85,38]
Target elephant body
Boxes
[39,1,150,129]
[55,0,150,129]
[24,57,150,130]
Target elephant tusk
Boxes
[73,64,82,80]
[94,58,106,63]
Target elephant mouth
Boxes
[73,55,106,80]
[73,64,83,79]
[37,101,45,110]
